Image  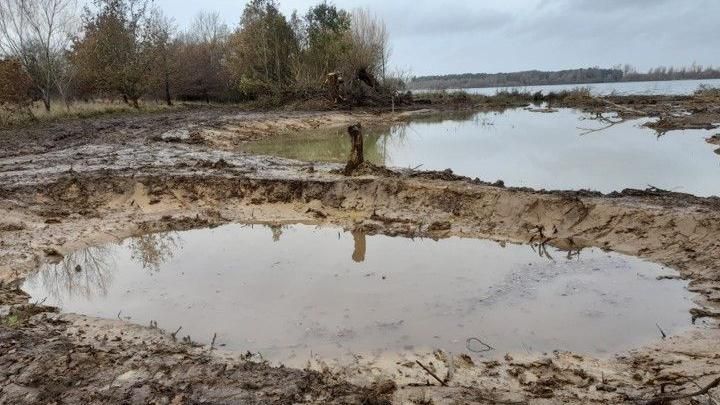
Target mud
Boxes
[598,94,720,133]
[1,98,720,404]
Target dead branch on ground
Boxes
[633,375,720,404]
[416,360,448,386]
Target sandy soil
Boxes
[1,99,720,404]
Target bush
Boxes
[0,59,35,126]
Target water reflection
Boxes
[242,108,720,196]
[269,224,284,242]
[28,232,181,302]
[127,232,180,272]
[23,224,694,365]
[351,230,366,263]
[29,247,115,302]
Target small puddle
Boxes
[242,108,720,196]
[23,224,694,366]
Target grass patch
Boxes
[694,86,720,100]
[1,100,179,128]
[0,304,54,328]
[1,314,21,328]
[30,100,176,121]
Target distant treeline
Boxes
[409,65,720,90]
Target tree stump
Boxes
[344,123,364,175]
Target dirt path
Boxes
[1,104,720,404]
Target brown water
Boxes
[241,108,720,196]
[23,224,694,366]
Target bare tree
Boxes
[350,8,390,82]
[188,11,228,45]
[0,0,78,111]
[175,11,229,102]
[148,11,175,106]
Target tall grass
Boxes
[1,99,177,128]
[30,100,175,120]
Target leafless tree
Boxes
[173,11,230,102]
[148,10,175,105]
[188,11,228,45]
[0,0,78,111]
[350,8,390,82]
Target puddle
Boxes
[241,108,720,196]
[23,224,694,366]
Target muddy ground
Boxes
[1,96,720,404]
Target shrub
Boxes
[0,59,35,126]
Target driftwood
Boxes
[415,360,447,386]
[344,123,364,175]
[635,375,720,405]
[577,112,628,135]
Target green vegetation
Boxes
[417,87,597,109]
[0,0,397,126]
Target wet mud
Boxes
[1,98,720,404]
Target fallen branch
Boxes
[415,360,447,386]
[655,323,666,339]
[210,332,217,351]
[577,114,628,135]
[636,375,720,404]
[170,326,182,341]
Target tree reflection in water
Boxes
[351,230,366,263]
[127,232,180,272]
[27,246,115,303]
[269,224,284,242]
[28,227,373,303]
[27,232,182,302]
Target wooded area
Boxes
[409,65,720,90]
[0,0,396,117]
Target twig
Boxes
[656,323,667,339]
[577,112,628,135]
[117,311,122,320]
[689,377,718,405]
[415,360,447,386]
[636,375,720,404]
[210,332,217,351]
[170,326,182,341]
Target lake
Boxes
[414,78,720,96]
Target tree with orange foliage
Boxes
[0,59,35,124]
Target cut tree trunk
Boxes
[164,73,173,106]
[344,123,364,175]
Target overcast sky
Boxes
[149,0,720,76]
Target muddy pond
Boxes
[24,224,695,366]
[242,108,720,197]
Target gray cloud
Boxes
[137,0,720,75]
